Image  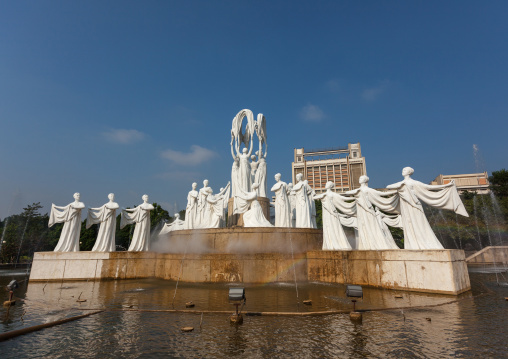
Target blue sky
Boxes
[1,1,507,219]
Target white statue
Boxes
[238,147,253,193]
[254,154,267,197]
[270,173,291,227]
[234,183,273,227]
[184,182,199,229]
[250,154,259,183]
[338,214,360,249]
[255,113,267,159]
[120,194,154,252]
[230,156,240,198]
[287,183,296,228]
[314,182,354,250]
[86,193,119,252]
[375,208,403,248]
[204,183,231,228]
[292,173,312,228]
[345,175,400,250]
[304,180,317,228]
[160,213,185,235]
[49,192,85,252]
[231,110,255,193]
[386,167,469,249]
[197,179,212,228]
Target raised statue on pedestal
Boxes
[386,167,469,249]
[270,173,291,227]
[120,194,154,252]
[345,176,400,250]
[314,182,354,250]
[184,182,199,229]
[49,192,85,252]
[160,213,185,235]
[234,183,273,227]
[292,173,312,228]
[86,193,119,252]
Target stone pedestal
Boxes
[227,197,270,227]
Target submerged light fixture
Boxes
[229,287,246,324]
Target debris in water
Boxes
[425,317,431,322]
[186,301,195,308]
[181,327,194,332]
[303,300,312,305]
[395,295,403,299]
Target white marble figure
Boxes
[250,154,259,183]
[120,194,154,252]
[86,193,119,252]
[345,175,399,250]
[386,167,469,249]
[231,109,255,155]
[234,183,273,227]
[230,156,240,198]
[375,208,403,249]
[197,179,213,228]
[270,173,291,227]
[204,183,231,228]
[255,113,267,159]
[314,182,354,250]
[255,154,267,197]
[160,213,185,235]
[304,180,318,229]
[49,193,85,252]
[292,174,312,228]
[184,182,199,230]
[238,147,253,193]
[287,183,297,228]
[338,214,360,249]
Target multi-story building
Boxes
[430,172,490,194]
[291,143,367,194]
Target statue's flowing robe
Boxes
[86,203,118,252]
[375,211,403,248]
[306,184,317,229]
[234,189,273,227]
[271,181,291,227]
[287,188,296,228]
[160,218,185,235]
[120,203,154,251]
[49,202,85,252]
[387,179,468,249]
[254,159,267,197]
[346,187,399,250]
[292,181,312,228]
[317,191,354,250]
[205,195,225,228]
[184,190,198,229]
[219,183,231,228]
[338,214,360,249]
[231,161,239,198]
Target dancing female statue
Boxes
[184,182,199,229]
[375,208,403,248]
[255,154,267,197]
[292,174,312,228]
[197,179,213,228]
[304,180,317,228]
[386,167,468,249]
[120,194,154,252]
[345,175,400,250]
[86,193,119,252]
[314,182,354,250]
[49,192,85,252]
[270,173,291,227]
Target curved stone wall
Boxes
[158,227,323,253]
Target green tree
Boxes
[489,169,508,198]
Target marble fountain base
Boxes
[29,228,471,295]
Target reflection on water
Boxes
[1,269,507,358]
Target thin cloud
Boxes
[300,104,325,122]
[156,171,201,181]
[362,81,390,101]
[326,79,342,93]
[101,129,146,144]
[160,145,218,166]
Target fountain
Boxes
[26,109,472,296]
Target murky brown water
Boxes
[1,269,507,358]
